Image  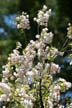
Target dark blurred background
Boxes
[0,0,72,81]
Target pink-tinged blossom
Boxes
[0,83,10,93]
[34,5,51,27]
[50,63,60,74]
[16,12,30,30]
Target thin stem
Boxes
[59,38,71,53]
[37,24,39,34]
[48,46,52,74]
[23,30,27,46]
[39,78,44,108]
[63,38,69,48]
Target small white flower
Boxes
[65,82,71,88]
[70,60,72,65]
[59,105,65,108]
[43,5,47,11]
[35,34,40,38]
[42,28,48,32]
[16,42,22,49]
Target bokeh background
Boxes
[0,0,72,82]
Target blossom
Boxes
[59,105,65,108]
[23,99,33,108]
[34,5,51,27]
[0,83,11,102]
[57,78,71,91]
[52,85,61,101]
[47,99,53,108]
[0,83,10,94]
[16,12,30,30]
[16,42,22,49]
[41,28,53,44]
[50,63,60,74]
[70,60,72,65]
[35,34,40,39]
[0,94,8,102]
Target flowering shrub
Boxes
[0,5,72,108]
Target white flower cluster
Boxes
[47,78,71,108]
[0,5,72,108]
[41,28,53,44]
[16,12,30,30]
[67,103,72,108]
[34,5,51,26]
[0,83,10,102]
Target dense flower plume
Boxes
[0,5,72,108]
